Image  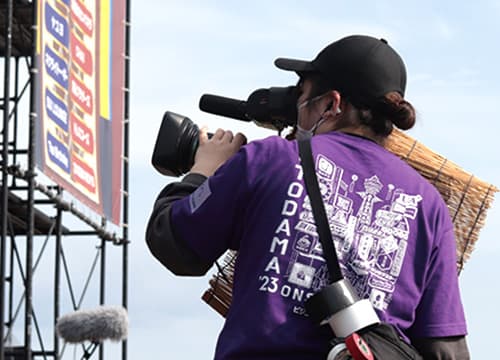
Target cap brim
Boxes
[274,58,315,72]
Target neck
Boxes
[336,126,385,145]
[320,102,384,144]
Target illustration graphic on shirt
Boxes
[259,153,423,313]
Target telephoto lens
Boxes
[151,111,201,177]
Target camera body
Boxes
[152,86,298,176]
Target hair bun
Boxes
[383,93,416,130]
[391,99,416,130]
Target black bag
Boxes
[298,139,422,360]
[358,323,422,359]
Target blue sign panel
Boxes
[46,132,70,174]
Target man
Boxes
[146,35,469,359]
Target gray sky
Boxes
[122,0,499,358]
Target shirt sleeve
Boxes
[169,146,252,265]
[409,210,468,339]
[412,336,470,360]
[145,173,214,276]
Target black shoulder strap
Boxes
[298,139,343,283]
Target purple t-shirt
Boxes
[171,132,467,360]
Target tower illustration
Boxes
[356,175,383,228]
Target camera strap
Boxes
[298,139,343,283]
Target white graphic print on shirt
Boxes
[258,154,422,314]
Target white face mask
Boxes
[295,117,327,141]
[296,94,329,141]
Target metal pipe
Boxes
[7,165,122,243]
[7,74,30,125]
[7,225,14,345]
[25,0,40,357]
[6,149,28,154]
[10,183,58,191]
[76,250,101,309]
[32,350,57,357]
[54,188,63,359]
[64,231,99,236]
[4,219,55,349]
[1,0,14,358]
[122,0,131,358]
[99,235,106,360]
[11,58,19,187]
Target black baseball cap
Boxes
[274,35,407,107]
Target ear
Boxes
[332,90,342,113]
[324,90,342,115]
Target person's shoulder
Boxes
[235,135,299,181]
[243,135,296,158]
[248,134,293,148]
[386,151,446,201]
[385,151,452,222]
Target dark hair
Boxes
[303,72,331,98]
[357,92,416,136]
[305,73,416,137]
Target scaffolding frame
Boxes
[1,1,130,359]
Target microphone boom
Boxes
[199,94,250,121]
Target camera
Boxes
[151,86,298,177]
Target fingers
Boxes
[233,133,247,147]
[212,128,233,142]
[199,126,210,144]
[221,130,234,142]
[202,127,239,146]
[192,128,247,177]
[210,129,245,146]
[213,128,225,140]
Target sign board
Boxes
[36,0,126,225]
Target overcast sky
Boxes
[38,0,499,358]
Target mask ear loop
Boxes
[310,100,334,135]
[324,101,333,113]
[325,100,343,114]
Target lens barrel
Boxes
[151,111,200,177]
